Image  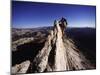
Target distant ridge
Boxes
[12,18,95,74]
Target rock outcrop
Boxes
[12,18,93,74]
[12,60,30,74]
[32,18,93,72]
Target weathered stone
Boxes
[12,18,93,74]
[12,60,30,74]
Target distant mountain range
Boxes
[12,27,96,65]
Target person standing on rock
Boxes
[59,17,68,35]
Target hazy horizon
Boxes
[12,25,96,29]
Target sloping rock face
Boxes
[12,18,94,74]
[32,18,93,72]
[12,60,30,74]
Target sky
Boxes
[12,1,96,28]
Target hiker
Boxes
[59,17,68,35]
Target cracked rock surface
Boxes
[12,18,95,74]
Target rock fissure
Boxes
[12,18,94,74]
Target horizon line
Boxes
[12,26,96,29]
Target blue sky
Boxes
[12,1,96,28]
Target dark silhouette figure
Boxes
[59,17,68,35]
